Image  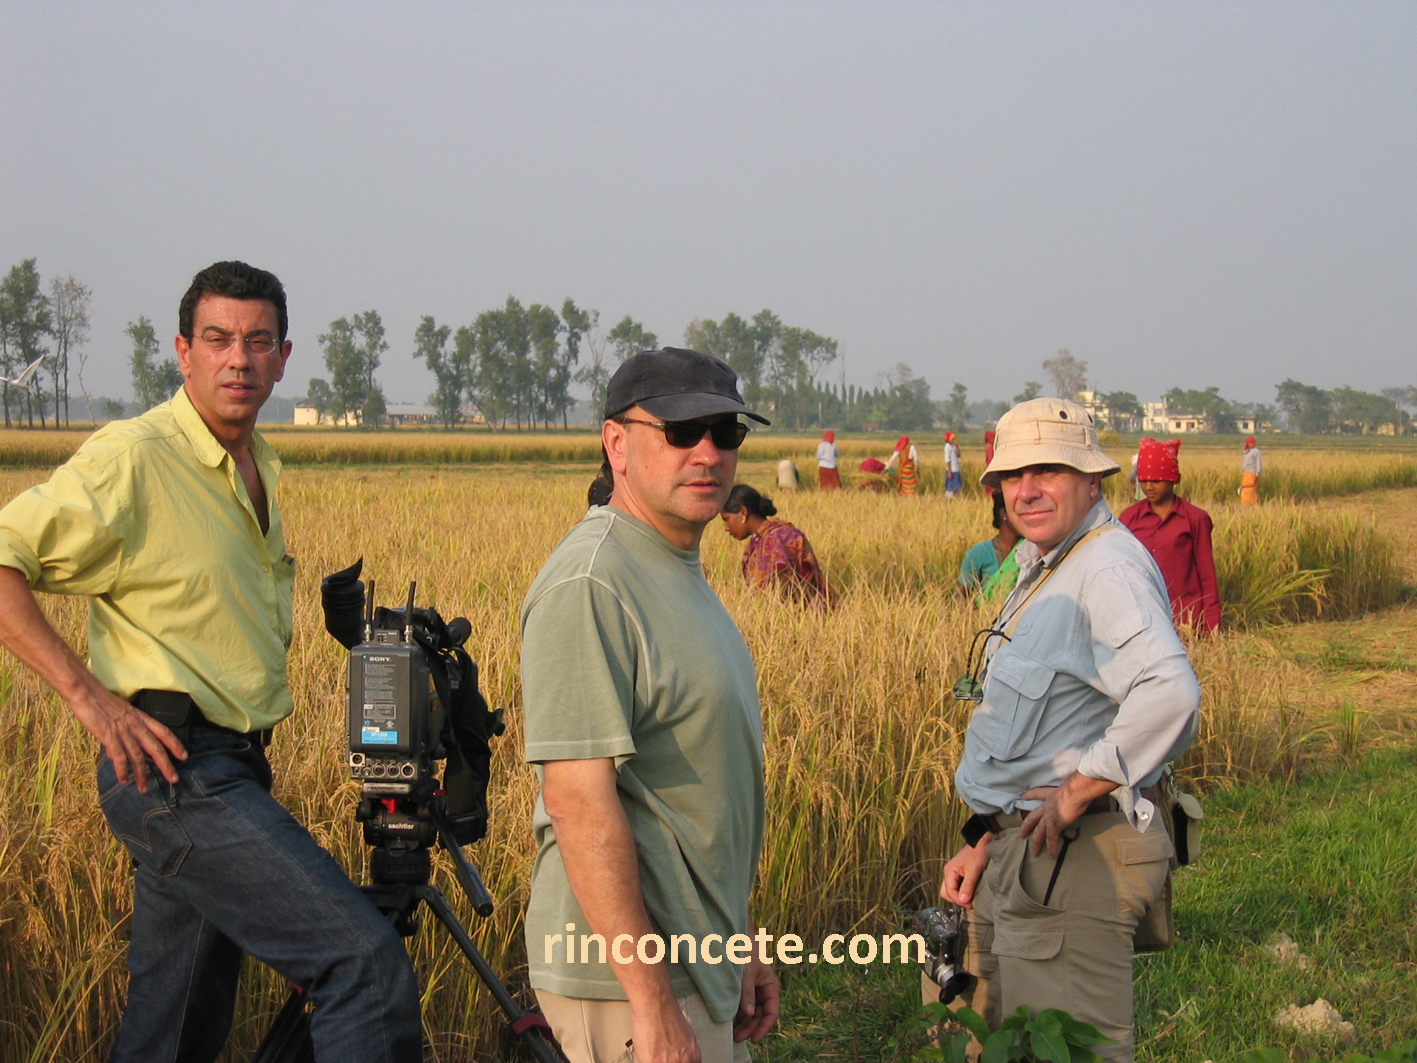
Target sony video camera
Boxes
[322,559,504,854]
[909,905,974,1005]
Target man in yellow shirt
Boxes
[0,262,421,1062]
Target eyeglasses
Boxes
[616,417,749,450]
[197,330,280,356]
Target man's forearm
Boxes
[0,565,182,788]
[1056,770,1118,814]
[543,759,678,1009]
[0,566,105,704]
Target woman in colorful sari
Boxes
[883,435,919,496]
[720,484,836,605]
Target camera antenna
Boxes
[404,581,417,644]
[364,578,376,644]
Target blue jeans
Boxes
[97,724,422,1063]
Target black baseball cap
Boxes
[604,347,770,425]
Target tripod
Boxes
[250,800,565,1063]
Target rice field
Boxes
[0,442,1414,1061]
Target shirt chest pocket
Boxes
[972,654,1056,762]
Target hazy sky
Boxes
[3,2,1414,409]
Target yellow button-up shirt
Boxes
[0,388,295,732]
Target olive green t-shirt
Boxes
[520,506,765,1022]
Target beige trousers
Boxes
[535,989,751,1063]
[926,812,1171,1063]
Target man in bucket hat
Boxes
[520,348,779,1063]
[933,398,1200,1062]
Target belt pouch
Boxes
[132,689,195,749]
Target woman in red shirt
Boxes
[1119,437,1222,633]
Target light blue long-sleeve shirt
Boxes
[955,499,1200,833]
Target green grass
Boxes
[754,746,1417,1063]
[1135,746,1417,1060]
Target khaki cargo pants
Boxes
[925,812,1171,1063]
[536,989,752,1063]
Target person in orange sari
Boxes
[721,484,835,605]
[1240,436,1262,505]
[884,435,919,495]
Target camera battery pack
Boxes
[347,638,434,791]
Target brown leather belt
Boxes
[975,786,1160,837]
[981,796,1111,834]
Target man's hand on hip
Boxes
[630,992,701,1063]
[734,948,781,1044]
[940,836,991,909]
[73,685,187,792]
[1019,773,1118,858]
[0,566,185,793]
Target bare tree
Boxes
[1042,349,1088,400]
[49,274,91,427]
[574,310,611,419]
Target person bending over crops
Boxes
[857,456,890,491]
[957,491,1021,605]
[520,348,779,1063]
[936,397,1200,1063]
[1119,438,1221,633]
[587,457,615,508]
[721,484,835,606]
[0,262,420,1062]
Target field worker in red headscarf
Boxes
[884,435,919,495]
[1119,438,1221,632]
[816,429,841,491]
[943,432,962,498]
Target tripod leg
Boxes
[416,885,567,1063]
[249,985,316,1063]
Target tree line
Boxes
[10,252,1414,436]
[303,299,855,431]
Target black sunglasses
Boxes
[616,417,749,450]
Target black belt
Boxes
[131,689,273,749]
[961,796,1118,847]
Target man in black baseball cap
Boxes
[519,347,779,1063]
[604,347,770,425]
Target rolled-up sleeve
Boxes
[0,451,128,595]
[1077,565,1200,827]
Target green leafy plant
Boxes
[895,1002,1110,1063]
